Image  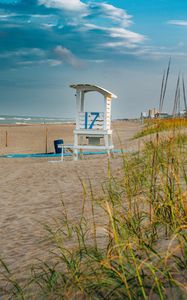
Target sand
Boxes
[0,121,142,282]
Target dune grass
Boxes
[135,117,187,138]
[0,126,187,299]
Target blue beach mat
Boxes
[0,149,125,159]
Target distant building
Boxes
[179,110,187,116]
[155,112,170,118]
[141,112,148,118]
[140,108,159,119]
[141,107,186,120]
[148,108,159,118]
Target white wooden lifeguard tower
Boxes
[70,84,117,160]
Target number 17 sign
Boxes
[85,112,104,129]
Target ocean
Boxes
[0,115,75,125]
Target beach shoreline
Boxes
[0,120,141,155]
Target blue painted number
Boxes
[85,112,99,129]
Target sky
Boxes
[0,0,187,118]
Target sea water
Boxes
[0,115,75,125]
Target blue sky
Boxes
[0,0,187,118]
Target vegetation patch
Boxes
[134,118,187,138]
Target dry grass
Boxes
[135,118,187,138]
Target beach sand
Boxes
[0,121,142,282]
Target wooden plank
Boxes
[73,145,114,150]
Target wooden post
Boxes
[5,130,8,147]
[61,145,64,162]
[45,126,48,154]
[140,112,144,125]
[73,133,78,161]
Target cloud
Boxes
[0,12,17,19]
[0,48,45,58]
[127,45,187,61]
[0,0,148,69]
[54,46,81,67]
[167,20,187,26]
[0,47,48,70]
[1,46,77,68]
[108,27,145,43]
[38,0,87,11]
[73,3,145,52]
[83,24,145,48]
[0,9,58,27]
[17,58,62,67]
[88,3,132,27]
[103,41,137,49]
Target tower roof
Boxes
[70,84,117,99]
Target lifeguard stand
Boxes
[70,84,117,160]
